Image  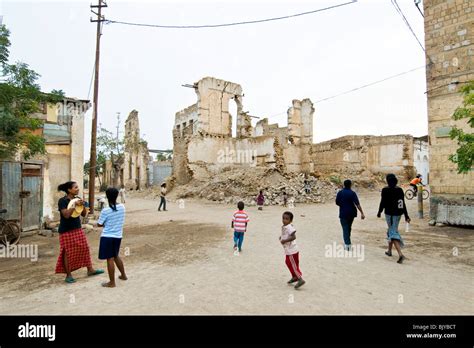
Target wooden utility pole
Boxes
[88,0,107,212]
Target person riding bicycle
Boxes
[409,174,423,196]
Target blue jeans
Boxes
[339,217,354,246]
[385,214,404,247]
[158,196,166,211]
[233,231,244,250]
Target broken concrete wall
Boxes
[255,118,288,148]
[311,135,415,180]
[123,110,150,190]
[175,103,198,136]
[172,127,193,185]
[186,135,276,179]
[172,77,321,184]
[195,77,243,137]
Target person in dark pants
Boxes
[335,180,365,250]
[158,183,167,211]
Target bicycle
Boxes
[405,186,430,200]
[0,209,21,246]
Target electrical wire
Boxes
[104,1,357,29]
[390,0,425,53]
[87,63,95,100]
[315,65,425,103]
[263,65,426,120]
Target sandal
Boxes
[87,269,105,276]
[65,276,76,283]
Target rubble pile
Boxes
[171,168,340,206]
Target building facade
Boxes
[423,0,474,225]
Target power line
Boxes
[390,0,425,53]
[87,63,95,100]
[414,0,424,18]
[104,1,357,29]
[263,65,426,120]
[314,65,425,103]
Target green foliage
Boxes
[155,151,172,161]
[0,25,11,66]
[0,24,65,161]
[449,81,474,173]
[97,126,124,162]
[329,175,341,185]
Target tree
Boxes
[96,121,125,186]
[155,151,172,161]
[83,153,106,186]
[0,24,64,160]
[449,81,474,174]
[97,125,124,161]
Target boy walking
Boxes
[231,201,249,252]
[280,211,305,289]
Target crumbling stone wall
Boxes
[172,77,314,184]
[172,77,418,186]
[123,110,150,190]
[311,135,416,180]
[195,77,243,137]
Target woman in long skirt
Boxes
[55,181,104,283]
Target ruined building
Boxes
[423,0,473,225]
[172,77,314,184]
[101,110,150,190]
[172,77,425,186]
[122,110,150,190]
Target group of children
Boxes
[255,190,289,210]
[58,172,409,289]
[232,200,306,290]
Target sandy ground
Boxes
[0,190,473,315]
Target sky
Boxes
[1,0,428,160]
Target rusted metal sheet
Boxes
[21,174,42,231]
[0,161,21,221]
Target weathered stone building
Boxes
[172,77,315,184]
[172,77,423,186]
[0,96,90,229]
[311,135,420,180]
[100,110,152,191]
[423,0,474,225]
[123,110,150,190]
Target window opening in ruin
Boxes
[176,124,181,136]
[230,97,238,138]
[189,119,194,134]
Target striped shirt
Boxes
[98,204,126,238]
[232,210,249,233]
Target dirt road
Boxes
[0,191,472,314]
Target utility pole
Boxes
[88,0,107,212]
[116,112,120,145]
